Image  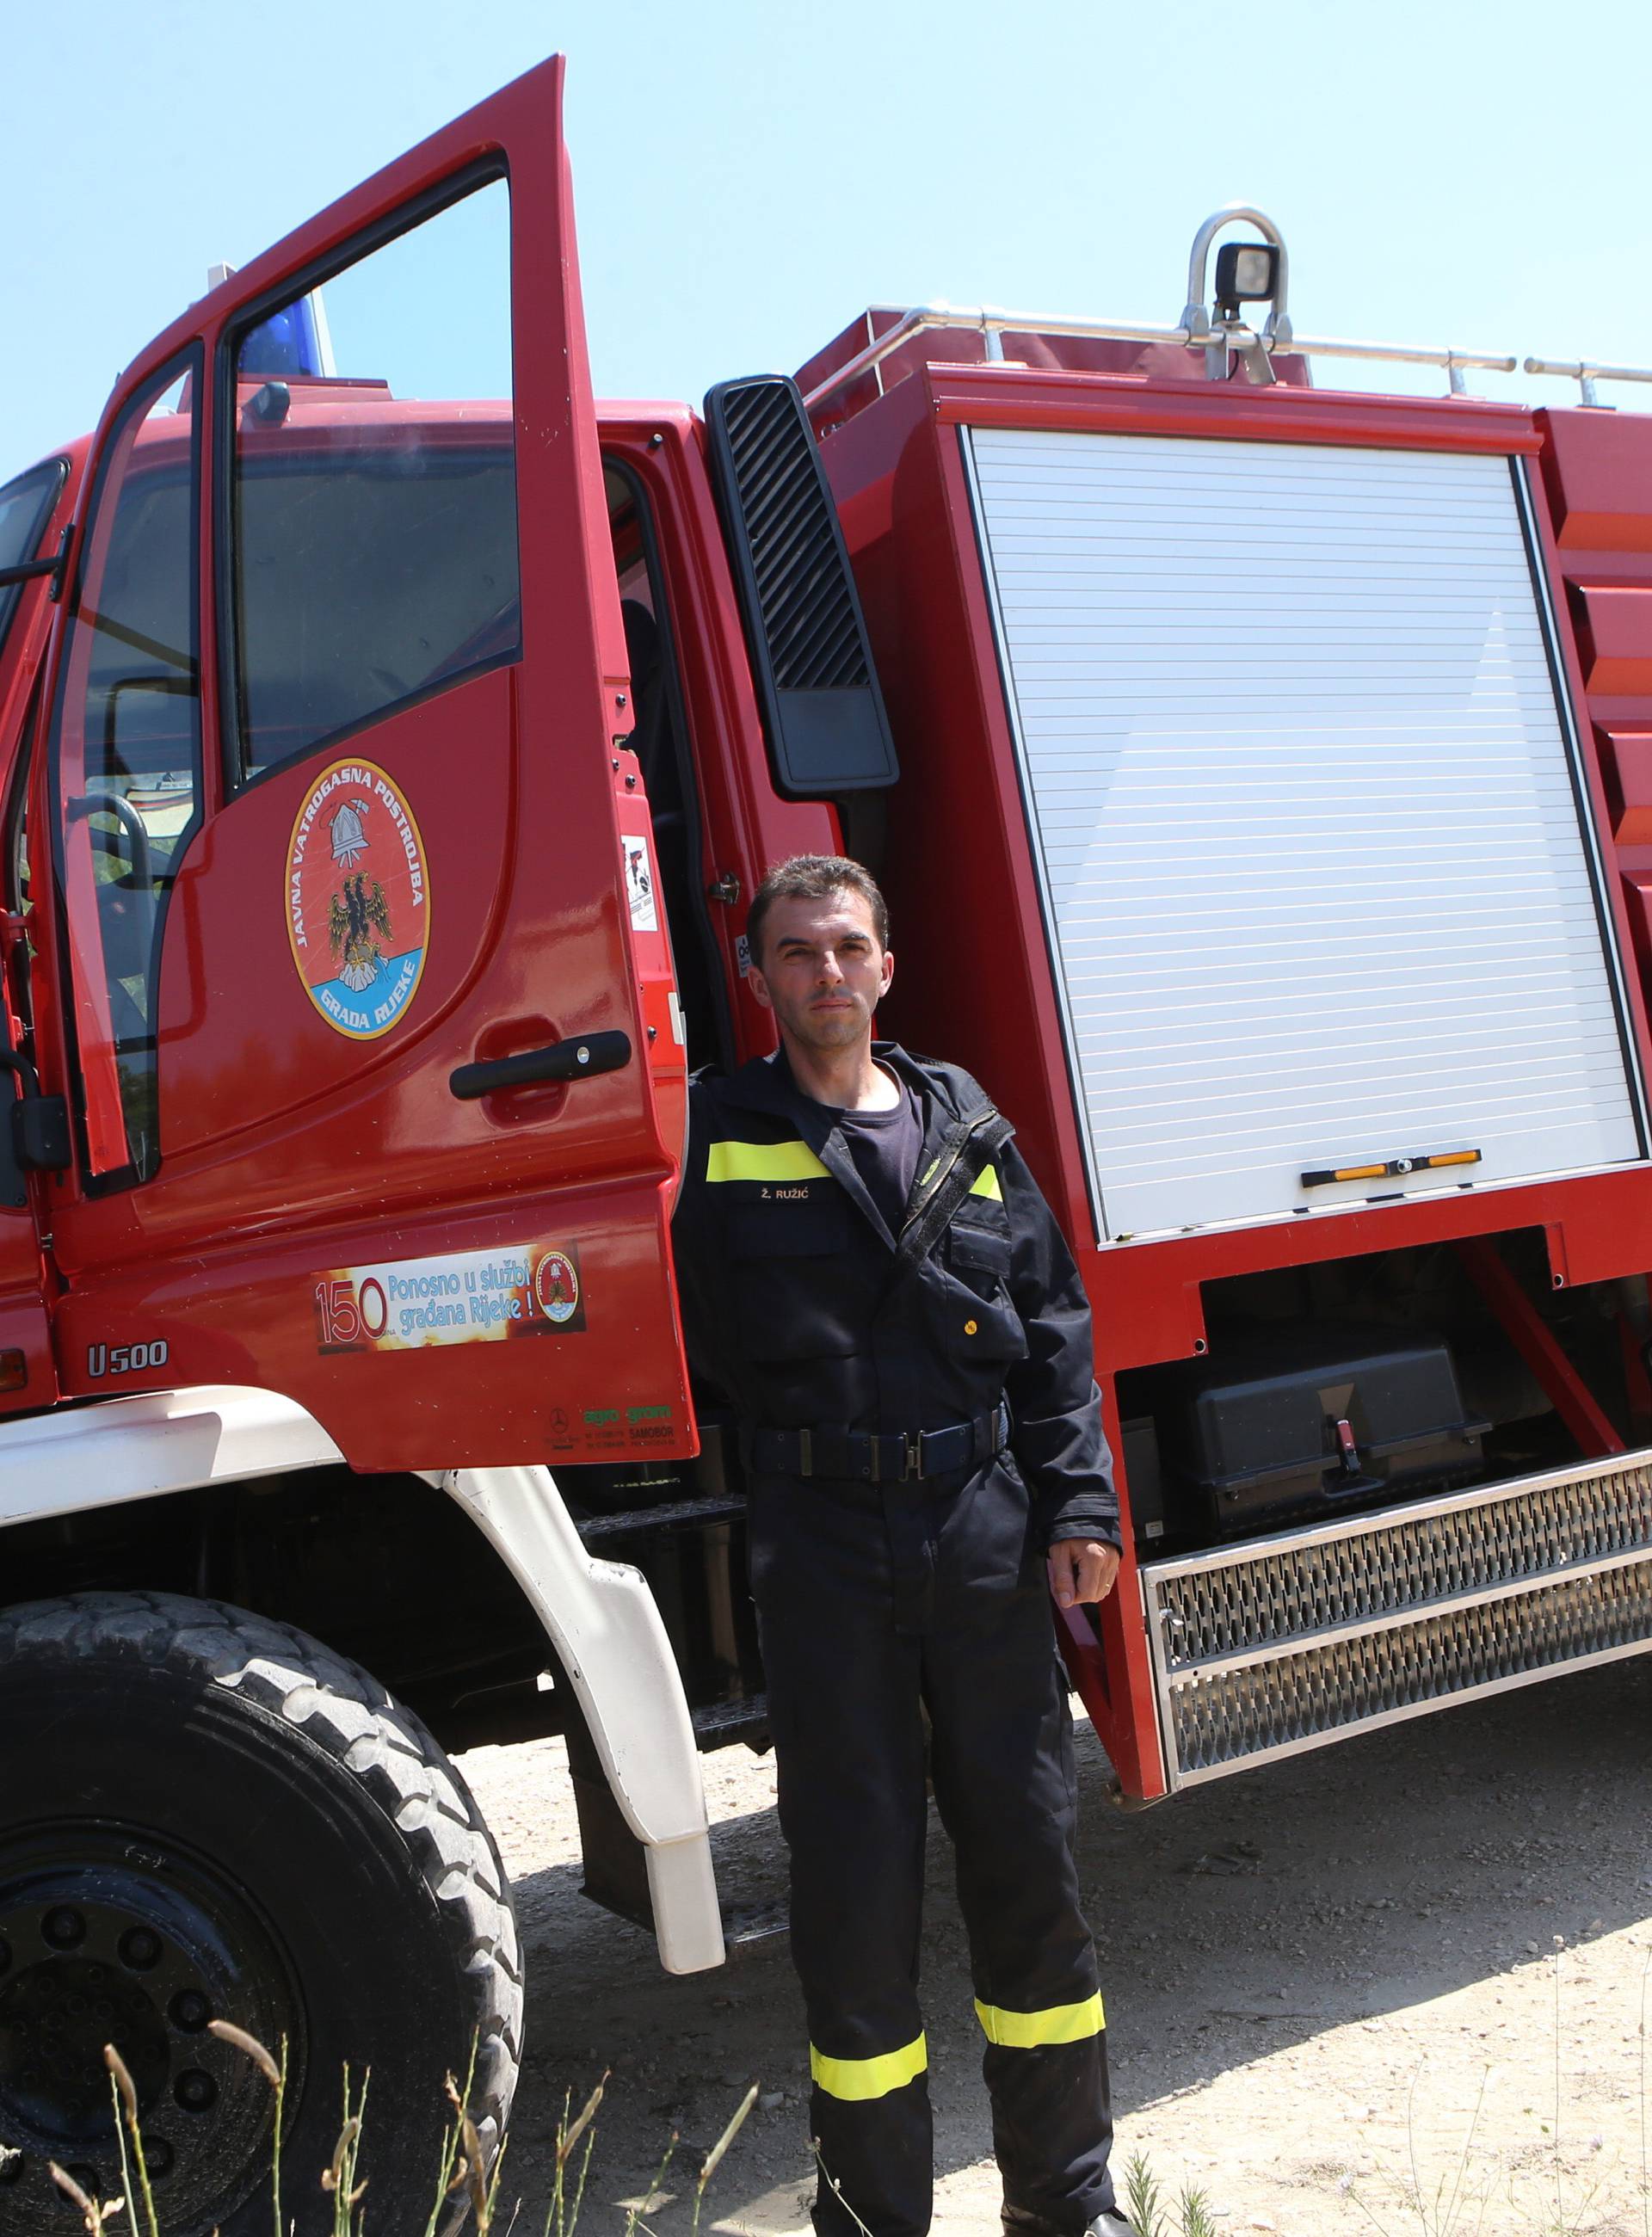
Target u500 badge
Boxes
[88,1339,170,1378]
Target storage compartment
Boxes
[964,426,1647,1240]
[1138,1322,1488,1544]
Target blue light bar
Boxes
[240,293,330,379]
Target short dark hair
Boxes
[746,854,890,967]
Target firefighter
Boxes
[672,854,1130,2237]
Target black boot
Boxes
[1002,2206,1137,2236]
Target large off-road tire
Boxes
[0,1592,522,2234]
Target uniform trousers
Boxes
[747,1451,1117,2237]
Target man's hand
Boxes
[1047,1538,1121,1611]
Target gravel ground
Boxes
[456,1654,1652,2237]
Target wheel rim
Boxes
[0,1824,305,2233]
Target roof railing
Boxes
[1522,358,1652,409]
[800,303,1517,413]
[799,205,1646,417]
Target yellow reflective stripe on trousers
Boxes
[810,2032,928,2101]
[969,1164,1003,1201]
[973,1993,1105,2048]
[705,1139,830,1183]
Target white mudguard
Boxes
[0,1384,342,1525]
[440,1465,726,1975]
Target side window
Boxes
[50,356,201,1183]
[230,175,519,782]
[0,458,69,922]
[0,458,68,661]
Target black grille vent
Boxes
[704,374,897,798]
[718,382,869,690]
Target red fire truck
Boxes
[3,49,1651,2228]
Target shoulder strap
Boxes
[893,1103,1015,1276]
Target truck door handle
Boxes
[448,1029,632,1101]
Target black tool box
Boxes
[1141,1322,1489,1544]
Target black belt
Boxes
[743,1403,1009,1485]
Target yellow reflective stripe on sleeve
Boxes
[973,1993,1105,2048]
[705,1139,831,1183]
[809,2032,928,2101]
[969,1164,1003,1201]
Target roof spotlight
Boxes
[1213,240,1281,321]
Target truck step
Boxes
[576,1495,745,1539]
[1141,1445,1652,1790]
[691,1693,769,1751]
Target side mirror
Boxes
[0,1052,71,1176]
[0,525,74,604]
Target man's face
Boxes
[749,889,894,1056]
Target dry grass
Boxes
[40,2025,755,2237]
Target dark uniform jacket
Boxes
[671,1042,1119,1550]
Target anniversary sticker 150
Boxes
[314,1243,585,1353]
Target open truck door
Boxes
[0,455,77,1415]
[28,58,694,1469]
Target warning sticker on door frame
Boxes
[621,831,658,931]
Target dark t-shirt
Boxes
[810,1071,923,1236]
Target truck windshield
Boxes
[0,458,67,662]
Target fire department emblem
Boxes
[534,1248,582,1327]
[287,759,429,1039]
[329,798,370,869]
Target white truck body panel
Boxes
[965,427,1648,1240]
[0,1383,342,1524]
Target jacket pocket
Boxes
[729,1199,862,1363]
[946,1221,1012,1293]
[934,1220,1026,1365]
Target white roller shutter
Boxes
[965,428,1646,1240]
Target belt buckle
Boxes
[900,1430,923,1482]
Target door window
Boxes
[49,356,201,1183]
[229,176,519,783]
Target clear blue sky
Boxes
[6,0,1650,483]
